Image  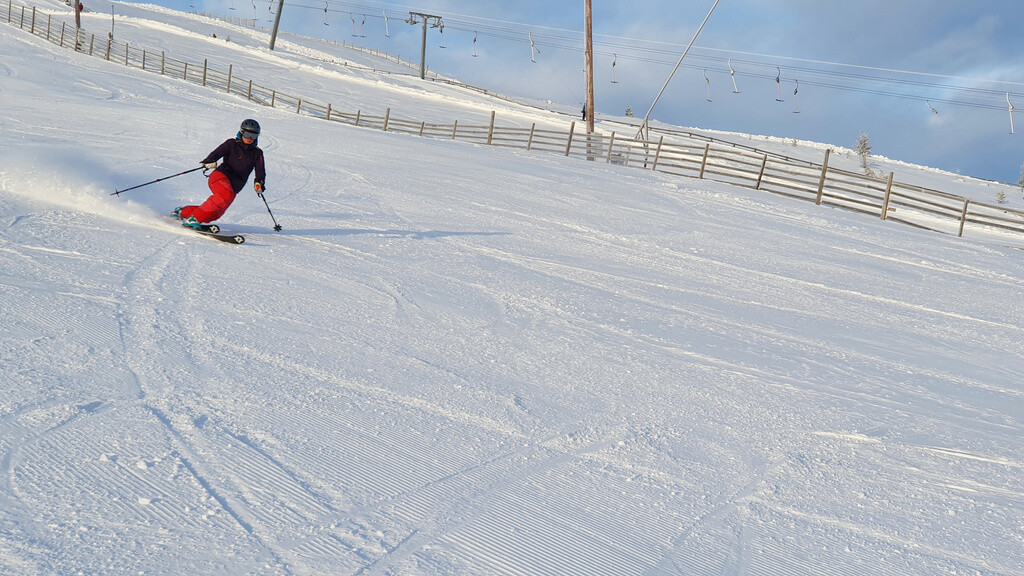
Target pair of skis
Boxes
[175,216,245,244]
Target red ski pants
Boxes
[180,171,236,223]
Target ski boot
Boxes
[181,216,203,230]
[172,206,184,218]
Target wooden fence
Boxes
[7,0,1024,242]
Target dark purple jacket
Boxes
[202,138,266,193]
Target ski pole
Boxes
[259,192,282,231]
[112,166,206,196]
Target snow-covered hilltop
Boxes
[2,2,1023,575]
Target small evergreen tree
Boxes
[855,131,872,175]
[624,103,634,118]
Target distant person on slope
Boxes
[175,119,266,229]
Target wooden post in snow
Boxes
[815,149,831,205]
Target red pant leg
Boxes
[181,172,236,223]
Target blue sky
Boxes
[144,0,1024,184]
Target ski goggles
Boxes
[241,130,259,140]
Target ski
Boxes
[187,227,244,242]
[190,222,220,234]
[170,215,243,244]
[188,227,245,244]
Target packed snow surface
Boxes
[2,2,1023,575]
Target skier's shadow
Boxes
[227,225,510,240]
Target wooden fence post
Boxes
[565,122,576,156]
[124,42,129,66]
[958,198,970,237]
[419,122,426,136]
[606,132,616,163]
[142,50,146,71]
[382,108,390,131]
[89,34,94,55]
[815,148,832,205]
[183,61,188,80]
[487,111,495,145]
[270,90,276,107]
[755,155,768,189]
[160,51,165,75]
[326,103,332,121]
[651,136,665,171]
[698,143,711,178]
[296,99,302,114]
[355,110,361,126]
[247,80,252,100]
[880,172,894,220]
[226,64,232,93]
[29,6,34,35]
[202,59,207,86]
[452,120,458,139]
[105,34,111,60]
[527,123,536,151]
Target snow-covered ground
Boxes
[2,2,1024,575]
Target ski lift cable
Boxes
[293,0,1024,93]
[283,1,1022,111]
[427,1,1024,93]
[416,15,1024,102]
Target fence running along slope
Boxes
[6,0,1024,242]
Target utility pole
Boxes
[584,0,595,135]
[407,12,442,79]
[268,0,284,50]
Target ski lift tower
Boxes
[407,12,443,79]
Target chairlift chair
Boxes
[729,59,740,93]
[1008,93,1015,134]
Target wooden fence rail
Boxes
[6,0,1024,243]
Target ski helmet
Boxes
[239,119,261,138]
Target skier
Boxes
[175,119,266,229]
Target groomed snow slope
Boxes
[2,5,1024,576]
